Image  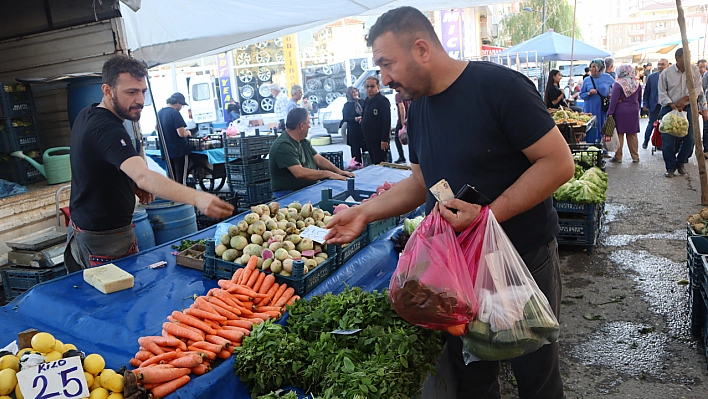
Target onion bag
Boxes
[459,209,559,363]
[389,212,478,329]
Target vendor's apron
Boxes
[64,220,138,273]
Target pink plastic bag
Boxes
[457,206,490,283]
[347,158,362,170]
[224,122,239,137]
[389,212,478,330]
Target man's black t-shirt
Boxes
[157,107,189,158]
[407,62,559,255]
[361,92,391,142]
[70,104,138,231]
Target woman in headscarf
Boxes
[342,86,366,167]
[580,58,615,143]
[607,64,642,163]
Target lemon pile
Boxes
[0,331,124,399]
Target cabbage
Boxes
[404,215,425,235]
[578,167,607,190]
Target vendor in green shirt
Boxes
[269,108,355,198]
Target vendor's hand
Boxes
[340,170,356,178]
[669,103,677,110]
[134,186,154,205]
[325,207,368,244]
[355,116,362,122]
[381,141,390,151]
[196,193,234,218]
[328,171,349,181]
[589,89,597,95]
[436,199,482,233]
[702,110,708,121]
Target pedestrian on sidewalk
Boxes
[608,65,642,163]
[342,86,366,166]
[658,48,706,177]
[393,91,410,163]
[580,59,613,144]
[642,58,668,150]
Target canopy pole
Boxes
[676,0,708,204]
[569,0,577,79]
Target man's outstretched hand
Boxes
[325,206,368,245]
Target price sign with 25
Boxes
[17,356,89,399]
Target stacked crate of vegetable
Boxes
[552,165,608,254]
[0,83,44,185]
[686,209,708,339]
[223,131,276,212]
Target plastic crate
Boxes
[556,204,602,254]
[226,159,270,186]
[203,240,337,296]
[0,156,46,185]
[231,181,273,206]
[336,234,367,265]
[1,265,67,301]
[570,146,605,171]
[687,236,708,282]
[195,193,238,230]
[224,131,276,160]
[319,151,344,170]
[0,119,41,153]
[366,217,398,243]
[0,84,34,118]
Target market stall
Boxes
[0,165,414,399]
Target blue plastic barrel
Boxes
[132,208,156,251]
[67,77,104,128]
[142,200,198,245]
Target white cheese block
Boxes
[83,263,134,294]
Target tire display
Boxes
[302,61,349,108]
[233,39,283,115]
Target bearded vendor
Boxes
[65,55,234,272]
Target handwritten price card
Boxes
[17,356,89,399]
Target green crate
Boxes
[203,240,337,296]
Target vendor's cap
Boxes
[167,92,188,105]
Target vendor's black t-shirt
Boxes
[545,85,568,109]
[69,104,138,231]
[157,107,189,158]
[407,62,559,255]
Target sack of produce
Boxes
[389,212,478,330]
[458,208,559,363]
[659,109,689,137]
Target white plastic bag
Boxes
[602,129,620,152]
[460,208,559,363]
[659,109,689,137]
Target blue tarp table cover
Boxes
[0,166,412,399]
[145,148,226,167]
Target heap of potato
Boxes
[215,201,331,276]
[687,208,708,235]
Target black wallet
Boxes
[455,184,491,206]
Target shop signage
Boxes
[441,9,464,60]
[283,34,300,92]
[217,52,233,121]
[481,45,506,56]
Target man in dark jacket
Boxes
[361,76,391,165]
[642,58,668,149]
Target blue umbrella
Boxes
[495,31,611,63]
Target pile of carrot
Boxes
[129,256,300,399]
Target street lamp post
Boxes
[523,0,547,34]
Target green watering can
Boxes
[11,147,71,185]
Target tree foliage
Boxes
[496,0,581,47]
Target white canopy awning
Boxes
[119,0,506,67]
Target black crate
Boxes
[1,265,67,301]
[232,180,273,205]
[570,146,605,171]
[0,156,46,185]
[319,151,344,170]
[203,240,338,296]
[226,159,270,186]
[224,132,276,160]
[554,201,602,221]
[556,204,602,254]
[195,192,239,230]
[0,84,34,118]
[0,118,41,153]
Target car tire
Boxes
[339,121,347,144]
